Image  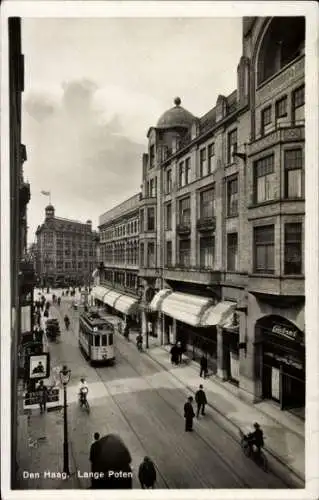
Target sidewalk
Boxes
[144,343,305,484]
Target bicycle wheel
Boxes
[85,400,90,413]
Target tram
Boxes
[78,309,117,364]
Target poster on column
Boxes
[271,366,280,401]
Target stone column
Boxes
[141,309,147,336]
[172,318,177,344]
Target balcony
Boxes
[176,223,191,235]
[139,267,161,278]
[196,216,216,232]
[19,182,31,209]
[248,125,304,157]
[163,266,221,285]
[248,274,304,298]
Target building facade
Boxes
[94,16,305,415]
[9,17,36,487]
[94,194,141,329]
[35,205,97,287]
[141,16,305,415]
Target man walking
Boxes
[89,432,100,488]
[200,354,208,378]
[37,380,48,414]
[138,456,157,489]
[184,396,195,432]
[195,384,207,418]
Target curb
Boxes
[145,347,305,486]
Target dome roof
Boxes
[45,204,54,211]
[156,97,195,129]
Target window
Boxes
[149,178,155,197]
[147,207,155,231]
[293,85,305,123]
[284,149,302,198]
[101,335,107,346]
[255,155,276,203]
[227,129,237,164]
[200,236,214,268]
[261,106,272,134]
[166,241,172,267]
[166,169,172,193]
[140,242,144,267]
[208,144,215,173]
[185,158,191,185]
[178,239,190,267]
[178,197,190,226]
[199,148,207,177]
[178,161,184,187]
[140,209,144,232]
[165,203,172,230]
[227,233,238,271]
[150,145,155,168]
[200,187,215,219]
[227,177,238,216]
[254,225,275,274]
[147,242,155,268]
[275,96,287,118]
[284,223,302,275]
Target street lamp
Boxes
[59,365,71,475]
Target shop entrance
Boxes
[257,315,305,412]
[176,321,217,374]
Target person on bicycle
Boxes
[136,333,143,351]
[64,314,70,330]
[247,422,264,455]
[78,378,89,406]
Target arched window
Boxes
[257,17,305,86]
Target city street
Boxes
[20,292,292,489]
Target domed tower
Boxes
[45,204,55,220]
[156,97,195,130]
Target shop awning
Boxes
[201,301,237,327]
[103,290,122,308]
[92,286,109,302]
[156,291,213,327]
[149,289,172,311]
[114,295,139,315]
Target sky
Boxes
[22,17,243,243]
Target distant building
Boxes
[95,194,141,329]
[35,205,97,287]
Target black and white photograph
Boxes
[1,1,318,499]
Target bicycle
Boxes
[239,430,268,472]
[79,393,90,414]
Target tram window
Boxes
[101,335,107,346]
[95,335,100,347]
[108,333,113,345]
[89,333,93,345]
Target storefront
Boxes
[257,315,305,411]
[222,319,240,385]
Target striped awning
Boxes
[91,286,109,302]
[201,301,237,327]
[151,290,213,327]
[114,295,139,315]
[103,290,122,308]
[149,289,172,311]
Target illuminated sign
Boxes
[272,324,302,342]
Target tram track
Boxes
[51,303,294,489]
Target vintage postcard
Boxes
[1,1,318,499]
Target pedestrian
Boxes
[89,432,100,488]
[200,354,208,378]
[195,384,207,418]
[37,380,48,414]
[138,456,157,489]
[170,344,179,365]
[184,396,195,432]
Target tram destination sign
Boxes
[272,324,302,342]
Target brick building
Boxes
[35,205,97,287]
[95,16,305,415]
[93,194,141,328]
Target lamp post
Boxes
[59,365,71,475]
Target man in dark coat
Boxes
[91,434,132,489]
[195,384,207,418]
[89,432,100,488]
[170,344,179,365]
[138,456,157,489]
[200,354,208,378]
[176,341,183,364]
[184,396,195,432]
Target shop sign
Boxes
[272,324,302,342]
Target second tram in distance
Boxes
[78,309,117,364]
